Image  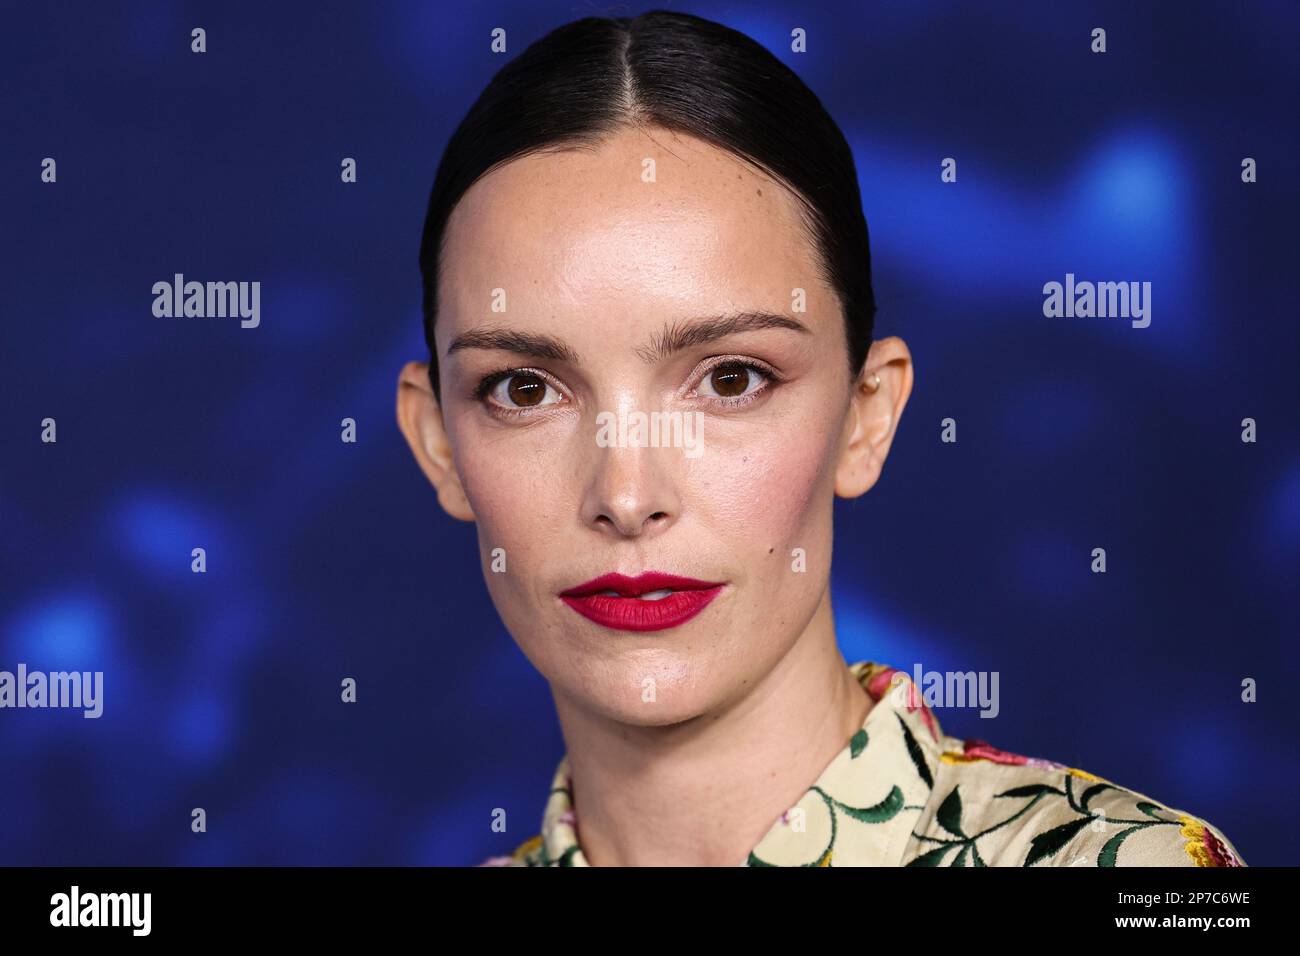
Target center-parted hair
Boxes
[418,9,877,400]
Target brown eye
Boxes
[702,362,757,399]
[507,372,546,406]
[711,363,750,396]
[487,370,563,410]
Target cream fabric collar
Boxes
[535,660,943,867]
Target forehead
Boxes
[436,125,826,339]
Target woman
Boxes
[395,10,1245,867]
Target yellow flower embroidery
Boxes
[513,834,543,860]
[1177,813,1238,867]
[1065,767,1106,783]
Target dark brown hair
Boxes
[418,9,877,398]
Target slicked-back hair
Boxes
[418,9,877,400]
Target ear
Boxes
[835,336,914,499]
[396,360,476,522]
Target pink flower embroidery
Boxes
[1178,815,1244,867]
[865,666,941,742]
[962,738,1027,764]
[959,738,1064,770]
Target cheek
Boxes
[453,427,570,579]
[689,414,841,550]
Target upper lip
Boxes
[560,571,725,598]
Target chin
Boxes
[553,652,728,726]
[587,689,716,728]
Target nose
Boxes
[580,435,680,539]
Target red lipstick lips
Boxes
[559,571,725,632]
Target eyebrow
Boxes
[445,310,810,365]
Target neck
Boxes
[551,587,873,866]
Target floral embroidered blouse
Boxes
[481,660,1246,867]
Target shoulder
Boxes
[904,734,1247,867]
[478,834,546,867]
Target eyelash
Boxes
[470,366,560,420]
[690,356,783,408]
[470,357,783,419]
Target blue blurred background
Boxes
[1,1,1295,865]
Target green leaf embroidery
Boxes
[1080,782,1117,811]
[995,783,1060,799]
[829,784,905,824]
[896,714,934,789]
[849,728,869,759]
[1136,801,1176,822]
[1024,817,1093,867]
[905,843,957,867]
[935,786,966,838]
[1098,825,1145,867]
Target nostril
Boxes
[592,511,670,535]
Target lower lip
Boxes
[560,587,724,632]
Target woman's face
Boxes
[400,125,909,725]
